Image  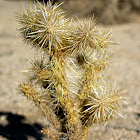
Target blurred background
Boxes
[57,0,140,24]
[0,0,140,139]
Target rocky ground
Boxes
[0,0,140,140]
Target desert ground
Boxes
[0,0,140,140]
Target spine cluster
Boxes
[16,1,127,140]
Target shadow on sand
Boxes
[0,112,43,140]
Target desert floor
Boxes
[0,0,140,140]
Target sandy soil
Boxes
[0,0,140,140]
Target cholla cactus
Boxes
[16,1,127,139]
